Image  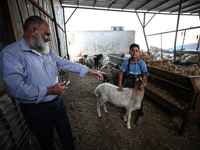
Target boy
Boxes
[117,43,148,126]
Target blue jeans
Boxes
[20,95,75,150]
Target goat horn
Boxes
[140,77,144,81]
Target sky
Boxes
[64,8,200,50]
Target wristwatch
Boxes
[89,69,92,74]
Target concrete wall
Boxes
[67,30,135,62]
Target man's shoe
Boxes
[136,116,143,126]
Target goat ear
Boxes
[94,93,99,97]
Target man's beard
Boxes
[30,32,50,55]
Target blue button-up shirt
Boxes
[0,37,88,104]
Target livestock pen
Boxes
[24,71,200,150]
[108,53,200,135]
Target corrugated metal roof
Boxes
[61,0,200,15]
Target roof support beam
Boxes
[63,8,69,60]
[198,16,200,50]
[190,9,200,14]
[161,34,163,59]
[136,12,143,27]
[135,0,153,10]
[93,0,97,8]
[144,14,156,28]
[65,7,78,25]
[108,3,113,9]
[136,12,156,28]
[180,30,186,61]
[160,1,180,12]
[171,1,199,13]
[182,5,200,13]
[136,12,150,53]
[197,34,200,50]
[148,0,170,11]
[122,0,135,10]
[147,26,200,36]
[63,6,199,16]
[174,0,182,62]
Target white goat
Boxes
[94,72,149,129]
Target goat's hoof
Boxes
[127,126,131,129]
[121,114,127,122]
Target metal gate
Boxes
[0,97,31,150]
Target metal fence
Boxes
[0,98,31,150]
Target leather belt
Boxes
[20,96,58,105]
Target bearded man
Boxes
[0,16,105,150]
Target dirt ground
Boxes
[24,71,200,150]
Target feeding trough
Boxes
[107,54,200,135]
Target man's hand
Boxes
[46,81,68,95]
[117,86,123,91]
[88,69,106,80]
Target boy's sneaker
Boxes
[136,116,143,126]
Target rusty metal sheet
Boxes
[46,0,53,18]
[33,0,39,3]
[43,0,48,12]
[29,0,53,19]
[49,19,59,55]
[46,18,53,50]
[38,0,43,8]
[34,6,40,16]
[53,0,64,30]
[18,0,29,23]
[26,0,35,16]
[43,0,47,12]
[40,12,46,19]
[58,27,67,57]
[7,0,23,41]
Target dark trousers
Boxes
[137,100,144,117]
[20,95,75,150]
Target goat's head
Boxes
[135,72,150,89]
